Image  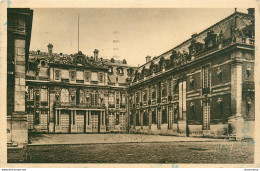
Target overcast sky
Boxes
[30,8,248,66]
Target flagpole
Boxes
[78,13,79,52]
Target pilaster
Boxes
[229,56,244,140]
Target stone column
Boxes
[86,110,88,125]
[103,111,105,125]
[55,109,58,125]
[141,110,143,129]
[100,111,103,126]
[179,82,183,120]
[178,80,187,135]
[59,110,61,125]
[149,109,152,129]
[229,56,244,140]
[49,87,55,133]
[11,39,28,147]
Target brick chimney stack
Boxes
[47,43,53,57]
[146,56,151,63]
[94,49,99,61]
[247,8,255,16]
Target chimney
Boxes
[47,43,53,57]
[247,8,255,15]
[146,56,151,63]
[94,49,99,61]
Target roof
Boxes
[136,11,254,71]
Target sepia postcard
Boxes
[0,0,259,169]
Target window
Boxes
[162,108,167,124]
[35,109,40,125]
[152,87,156,99]
[77,70,84,80]
[152,110,156,124]
[202,66,210,89]
[109,93,115,105]
[99,73,103,83]
[117,67,124,75]
[55,70,60,80]
[120,93,126,105]
[136,112,140,126]
[29,88,34,101]
[174,105,178,123]
[40,89,47,102]
[76,89,84,105]
[208,39,213,47]
[116,95,120,104]
[162,82,167,97]
[116,112,120,125]
[14,18,25,32]
[168,79,172,95]
[108,112,115,129]
[41,60,46,67]
[136,92,140,103]
[61,89,69,103]
[143,111,148,126]
[40,109,48,126]
[203,101,210,130]
[85,72,90,82]
[91,72,98,81]
[143,90,147,101]
[61,69,69,79]
[108,66,113,74]
[91,92,99,106]
[148,87,151,100]
[70,71,76,81]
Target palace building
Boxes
[7,8,255,147]
[26,47,136,133]
[128,9,255,140]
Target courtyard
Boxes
[7,134,254,163]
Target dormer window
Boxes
[204,30,217,49]
[127,68,134,76]
[41,60,46,67]
[208,39,214,48]
[116,67,124,76]
[108,66,113,74]
[55,70,60,80]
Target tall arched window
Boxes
[61,89,69,103]
[91,91,99,106]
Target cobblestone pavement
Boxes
[8,140,254,163]
[28,133,225,145]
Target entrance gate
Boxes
[60,110,70,133]
[91,111,100,133]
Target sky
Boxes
[30,8,248,66]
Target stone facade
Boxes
[26,47,136,134]
[7,9,255,147]
[128,10,255,140]
[7,8,33,147]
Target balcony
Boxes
[55,102,105,109]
